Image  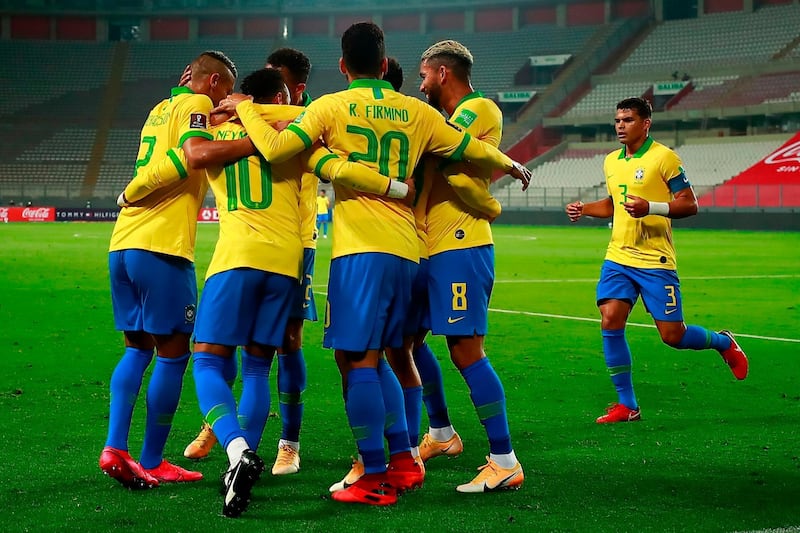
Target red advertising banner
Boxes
[701,133,800,207]
[0,206,56,222]
[197,207,219,222]
[729,132,800,185]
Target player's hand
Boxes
[116,192,128,208]
[178,64,191,87]
[565,201,583,222]
[623,194,649,218]
[212,93,252,115]
[510,161,531,191]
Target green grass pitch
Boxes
[1,222,798,532]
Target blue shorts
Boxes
[288,248,318,322]
[324,253,417,352]
[317,213,330,224]
[109,249,197,335]
[404,258,431,336]
[596,260,683,322]
[194,268,297,347]
[428,245,494,337]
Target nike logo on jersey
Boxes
[664,308,678,315]
[447,316,466,324]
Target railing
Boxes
[495,185,800,210]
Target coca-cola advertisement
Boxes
[1,206,56,222]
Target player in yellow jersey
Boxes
[416,40,523,493]
[565,97,749,424]
[190,67,417,517]
[100,50,255,491]
[315,189,331,237]
[265,49,316,476]
[214,22,531,506]
[183,48,319,477]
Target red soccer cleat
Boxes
[596,403,641,424]
[386,452,425,492]
[144,460,203,483]
[718,330,749,380]
[99,446,159,490]
[331,474,397,506]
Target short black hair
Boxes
[200,49,237,79]
[384,57,403,91]
[341,22,385,78]
[240,68,286,104]
[266,47,311,84]
[616,97,652,119]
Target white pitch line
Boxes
[489,307,800,344]
[312,286,800,343]
[495,274,800,284]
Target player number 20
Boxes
[451,282,467,311]
[346,125,410,179]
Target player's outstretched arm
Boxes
[427,116,531,191]
[118,148,188,206]
[214,96,307,164]
[305,146,412,202]
[183,135,255,170]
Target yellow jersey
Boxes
[204,118,303,280]
[110,87,212,261]
[316,195,330,215]
[604,137,690,270]
[427,92,502,256]
[237,79,517,262]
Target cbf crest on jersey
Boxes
[634,167,645,182]
[189,113,208,129]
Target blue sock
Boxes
[377,358,410,455]
[346,367,386,474]
[193,351,245,449]
[403,385,423,448]
[460,357,511,455]
[238,350,273,451]
[413,342,451,428]
[602,328,637,410]
[222,351,238,387]
[676,325,731,351]
[140,353,190,469]
[105,347,154,450]
[278,349,306,443]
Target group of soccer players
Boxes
[98,21,532,517]
[97,18,750,519]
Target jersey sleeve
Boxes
[123,147,189,203]
[442,163,502,219]
[305,145,392,196]
[175,94,215,147]
[660,149,684,181]
[236,100,310,163]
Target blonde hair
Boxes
[420,39,473,69]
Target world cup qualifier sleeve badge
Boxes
[184,304,197,324]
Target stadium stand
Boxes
[615,4,800,75]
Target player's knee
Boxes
[660,329,684,347]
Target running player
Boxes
[565,97,748,424]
